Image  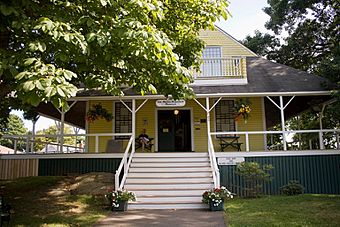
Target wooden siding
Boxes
[211,97,265,152]
[87,97,265,153]
[219,155,340,195]
[199,29,256,57]
[0,159,38,180]
[88,100,113,152]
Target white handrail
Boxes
[115,136,134,190]
[3,133,132,153]
[208,135,220,188]
[193,57,245,78]
[211,129,340,151]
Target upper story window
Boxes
[215,100,236,138]
[114,101,131,139]
[201,46,222,76]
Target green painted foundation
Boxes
[38,158,121,176]
[219,155,340,195]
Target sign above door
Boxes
[156,100,186,107]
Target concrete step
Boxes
[130,162,210,167]
[127,172,212,178]
[132,157,209,163]
[129,167,212,173]
[125,177,212,184]
[128,202,208,210]
[136,196,202,203]
[133,189,207,197]
[124,183,213,190]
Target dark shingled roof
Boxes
[77,56,333,97]
[40,57,334,129]
[192,57,332,94]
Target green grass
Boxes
[225,194,340,227]
[0,176,110,227]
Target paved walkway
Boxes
[94,209,226,227]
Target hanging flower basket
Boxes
[86,103,113,123]
[234,98,251,123]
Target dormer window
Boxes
[201,46,222,76]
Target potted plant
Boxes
[202,186,234,211]
[105,190,136,211]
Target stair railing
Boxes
[208,135,220,188]
[115,136,135,190]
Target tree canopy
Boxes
[0,114,28,150]
[242,0,339,147]
[0,0,229,123]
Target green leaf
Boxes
[23,81,35,91]
[64,70,77,80]
[45,87,56,97]
[148,84,157,94]
[15,72,26,80]
[100,0,107,7]
[86,33,96,42]
[37,42,46,52]
[57,87,65,97]
[24,58,36,66]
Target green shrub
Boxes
[280,180,304,196]
[236,162,274,198]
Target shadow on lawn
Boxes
[0,176,109,226]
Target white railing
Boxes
[211,129,340,151]
[208,135,220,188]
[115,136,134,190]
[193,57,244,78]
[2,133,132,154]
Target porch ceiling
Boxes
[37,101,86,129]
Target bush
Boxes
[236,162,273,198]
[280,180,304,196]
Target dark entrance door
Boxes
[158,110,191,152]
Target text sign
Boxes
[156,100,186,107]
[218,157,245,165]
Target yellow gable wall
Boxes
[199,28,256,77]
[199,29,257,57]
[87,97,265,153]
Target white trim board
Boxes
[215,150,340,158]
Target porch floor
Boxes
[94,209,226,227]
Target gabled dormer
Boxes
[192,27,257,86]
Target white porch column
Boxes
[206,97,211,151]
[279,96,287,151]
[59,110,65,153]
[318,104,326,150]
[132,99,136,153]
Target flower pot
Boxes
[112,201,128,212]
[209,200,224,211]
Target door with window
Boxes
[158,110,191,152]
[201,46,222,76]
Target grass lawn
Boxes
[0,176,110,226]
[225,194,340,226]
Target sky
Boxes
[13,0,271,132]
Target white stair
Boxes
[124,152,213,209]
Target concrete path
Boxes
[94,209,226,227]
